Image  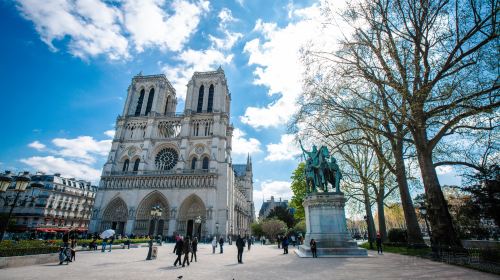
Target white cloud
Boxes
[104,130,115,138]
[52,136,112,164]
[123,0,209,52]
[265,134,301,161]
[241,4,343,129]
[161,49,233,99]
[232,128,261,155]
[28,141,46,151]
[209,8,243,50]
[17,0,129,60]
[436,165,453,175]
[20,156,101,183]
[15,0,210,59]
[253,180,292,202]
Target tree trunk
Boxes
[363,187,377,246]
[376,160,388,241]
[393,143,425,246]
[413,130,462,248]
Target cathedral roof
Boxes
[233,164,248,177]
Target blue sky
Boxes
[0,0,461,217]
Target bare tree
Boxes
[301,0,498,248]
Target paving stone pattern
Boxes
[0,244,497,280]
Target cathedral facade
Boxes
[89,68,254,239]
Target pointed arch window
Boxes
[145,88,155,115]
[197,85,204,113]
[202,157,209,170]
[164,96,170,115]
[207,84,214,112]
[134,89,145,116]
[191,157,197,170]
[133,159,140,171]
[122,159,130,172]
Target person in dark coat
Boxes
[282,236,289,254]
[236,235,245,264]
[277,235,281,249]
[173,237,184,266]
[182,237,191,267]
[247,236,251,251]
[376,233,383,254]
[190,237,198,262]
[218,236,224,254]
[310,238,317,258]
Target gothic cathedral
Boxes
[89,68,254,239]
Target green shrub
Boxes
[388,228,407,243]
[0,246,59,257]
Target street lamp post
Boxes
[150,205,163,237]
[215,221,219,237]
[147,205,162,261]
[418,206,432,241]
[194,215,202,240]
[0,171,38,242]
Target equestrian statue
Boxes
[299,140,342,193]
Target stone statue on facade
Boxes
[299,140,342,193]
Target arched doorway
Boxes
[177,194,206,239]
[134,191,170,237]
[101,197,128,235]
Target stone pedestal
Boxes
[296,192,367,257]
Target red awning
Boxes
[35,228,57,233]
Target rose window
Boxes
[155,148,179,170]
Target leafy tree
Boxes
[463,164,500,228]
[250,221,264,237]
[268,206,295,229]
[292,220,306,236]
[290,163,307,220]
[261,219,287,242]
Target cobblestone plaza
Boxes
[1,244,496,280]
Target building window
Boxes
[193,123,199,136]
[197,85,204,113]
[202,157,209,170]
[191,157,197,169]
[164,96,170,115]
[133,159,140,171]
[207,84,214,112]
[122,159,130,172]
[145,88,155,115]
[135,89,145,116]
[155,148,179,170]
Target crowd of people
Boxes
[59,230,378,266]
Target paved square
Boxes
[0,244,496,280]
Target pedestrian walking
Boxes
[236,235,245,264]
[277,235,281,249]
[219,236,224,254]
[282,236,289,254]
[101,238,108,252]
[228,235,232,245]
[211,236,217,254]
[376,233,383,255]
[108,235,114,252]
[310,239,317,258]
[182,237,191,267]
[191,237,198,262]
[70,238,77,261]
[173,236,183,266]
[291,235,296,247]
[247,236,251,251]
